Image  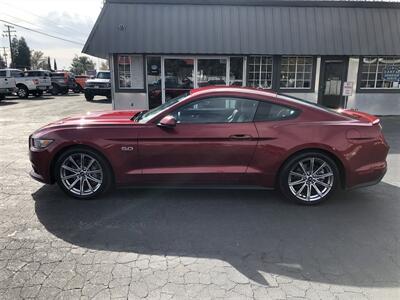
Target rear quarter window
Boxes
[254,101,299,122]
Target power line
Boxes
[0,1,86,37]
[1,12,86,43]
[0,19,85,46]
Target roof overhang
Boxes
[83,0,400,58]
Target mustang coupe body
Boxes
[29,86,389,204]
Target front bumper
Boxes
[85,88,111,96]
[29,146,54,184]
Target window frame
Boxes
[113,53,146,93]
[356,56,400,94]
[246,56,274,89]
[169,96,260,125]
[277,56,317,93]
[253,100,301,122]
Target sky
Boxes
[0,0,104,70]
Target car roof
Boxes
[190,85,278,98]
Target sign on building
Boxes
[382,65,400,82]
[342,81,354,96]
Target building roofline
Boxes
[106,0,400,9]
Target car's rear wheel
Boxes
[33,91,43,97]
[279,152,339,205]
[55,147,112,199]
[50,85,59,95]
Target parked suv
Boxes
[0,69,51,98]
[84,71,111,101]
[0,70,17,101]
[49,71,76,95]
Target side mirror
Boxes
[158,115,177,128]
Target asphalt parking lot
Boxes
[0,94,399,300]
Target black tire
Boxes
[85,92,94,101]
[278,151,339,205]
[55,147,112,200]
[73,85,82,93]
[106,94,111,100]
[50,85,59,95]
[0,94,4,101]
[61,88,69,95]
[33,90,43,97]
[17,86,29,99]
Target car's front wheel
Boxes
[279,152,339,205]
[55,147,112,199]
[17,86,29,99]
[85,92,94,101]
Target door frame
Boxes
[318,56,349,108]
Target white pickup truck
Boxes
[0,69,52,98]
[0,69,16,101]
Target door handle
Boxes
[229,134,253,140]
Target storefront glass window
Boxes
[247,56,273,88]
[229,57,244,86]
[280,56,313,89]
[147,57,162,109]
[117,54,144,89]
[359,57,400,89]
[197,58,227,87]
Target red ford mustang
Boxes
[29,86,389,204]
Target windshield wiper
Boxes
[132,110,146,121]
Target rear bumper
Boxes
[346,161,387,190]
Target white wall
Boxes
[113,92,148,110]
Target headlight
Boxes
[32,138,54,149]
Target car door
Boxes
[137,96,259,185]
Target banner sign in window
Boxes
[382,65,400,82]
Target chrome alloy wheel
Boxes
[288,157,334,202]
[59,153,103,196]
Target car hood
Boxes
[34,110,145,135]
[86,79,110,83]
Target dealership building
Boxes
[83,0,400,115]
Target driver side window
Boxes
[171,97,258,124]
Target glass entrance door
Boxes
[163,58,194,102]
[318,58,348,109]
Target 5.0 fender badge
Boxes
[121,146,134,151]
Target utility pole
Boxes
[3,25,16,67]
[0,46,8,66]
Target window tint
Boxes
[11,71,24,77]
[0,71,6,77]
[172,97,258,124]
[254,101,299,121]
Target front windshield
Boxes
[97,72,110,79]
[137,93,189,123]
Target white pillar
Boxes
[346,57,359,109]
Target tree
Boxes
[12,37,31,69]
[30,50,48,70]
[0,55,6,68]
[54,59,57,71]
[70,55,95,75]
[99,60,109,70]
